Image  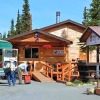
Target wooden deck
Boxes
[29,61,79,83]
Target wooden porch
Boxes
[28,61,79,82]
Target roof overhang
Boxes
[5,29,73,46]
[80,26,100,42]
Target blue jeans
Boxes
[7,71,16,86]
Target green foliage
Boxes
[16,10,22,34]
[89,46,96,52]
[21,0,31,33]
[8,19,16,37]
[82,0,100,26]
[7,0,31,37]
[7,19,16,37]
[80,43,96,53]
[66,81,83,87]
[0,33,2,39]
[82,7,90,27]
[2,32,6,38]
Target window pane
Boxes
[25,48,31,58]
[4,50,17,57]
[32,48,38,58]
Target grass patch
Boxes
[65,80,92,86]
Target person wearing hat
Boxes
[5,61,16,86]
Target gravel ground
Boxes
[0,80,100,100]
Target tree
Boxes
[0,33,2,39]
[16,10,22,34]
[7,31,11,37]
[89,0,100,25]
[8,19,16,37]
[82,7,89,27]
[2,32,6,38]
[21,0,31,33]
[83,0,100,26]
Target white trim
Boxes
[86,32,100,46]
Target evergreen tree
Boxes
[89,0,100,25]
[0,33,2,39]
[83,0,100,26]
[9,19,16,36]
[2,32,6,38]
[16,10,22,34]
[82,7,89,27]
[21,0,31,33]
[7,31,12,37]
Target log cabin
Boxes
[5,19,86,82]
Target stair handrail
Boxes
[57,63,70,81]
[57,62,79,82]
[41,63,54,79]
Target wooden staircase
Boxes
[32,71,55,82]
[56,62,79,82]
[30,61,79,83]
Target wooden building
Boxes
[80,26,100,63]
[6,29,72,67]
[78,26,100,82]
[5,19,86,82]
[40,19,86,61]
[6,19,86,64]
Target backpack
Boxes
[27,65,30,71]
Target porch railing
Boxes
[56,62,79,82]
[42,63,54,79]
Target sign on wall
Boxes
[53,50,64,55]
[86,32,100,46]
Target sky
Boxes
[0,0,92,35]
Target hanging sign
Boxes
[53,50,64,55]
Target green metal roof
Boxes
[0,40,12,49]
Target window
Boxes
[4,50,17,57]
[25,48,39,58]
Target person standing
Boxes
[5,61,16,86]
[16,62,28,84]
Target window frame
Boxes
[24,47,39,59]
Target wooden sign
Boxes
[53,50,64,55]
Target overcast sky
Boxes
[0,0,92,34]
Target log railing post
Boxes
[62,68,64,81]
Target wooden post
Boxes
[96,45,99,63]
[86,46,89,63]
[96,64,100,88]
[57,64,59,80]
[51,68,53,79]
[68,63,71,82]
[62,68,64,81]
